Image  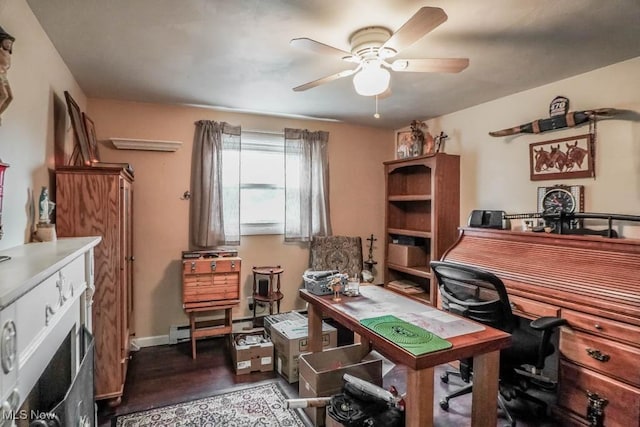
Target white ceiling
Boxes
[26,0,640,129]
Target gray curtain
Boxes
[284,128,331,242]
[190,120,241,248]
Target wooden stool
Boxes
[185,303,234,359]
[252,266,284,326]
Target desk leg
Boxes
[471,350,500,427]
[307,304,323,353]
[189,312,196,359]
[353,333,372,358]
[405,367,434,427]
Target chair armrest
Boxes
[529,316,567,370]
[529,316,567,331]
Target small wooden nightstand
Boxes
[182,257,241,358]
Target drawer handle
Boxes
[210,261,217,271]
[509,302,517,310]
[593,323,603,330]
[231,261,236,269]
[586,390,608,427]
[190,262,196,272]
[586,348,610,362]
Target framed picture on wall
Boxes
[82,112,100,163]
[396,131,421,159]
[64,91,91,166]
[529,133,594,181]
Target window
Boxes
[228,131,292,235]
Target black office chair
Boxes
[430,260,566,426]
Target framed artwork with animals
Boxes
[529,133,594,181]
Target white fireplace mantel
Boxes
[0,236,100,419]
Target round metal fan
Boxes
[290,7,469,96]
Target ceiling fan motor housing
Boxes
[349,27,395,59]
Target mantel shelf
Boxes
[110,138,182,152]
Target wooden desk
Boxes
[442,228,640,426]
[299,286,511,427]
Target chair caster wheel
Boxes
[439,399,449,410]
[440,373,449,384]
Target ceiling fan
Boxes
[290,7,469,97]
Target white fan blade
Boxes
[391,58,469,73]
[382,7,448,54]
[290,38,353,60]
[293,69,358,92]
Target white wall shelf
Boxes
[110,138,182,152]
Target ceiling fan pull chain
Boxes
[374,95,380,119]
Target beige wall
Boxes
[88,99,393,340]
[0,0,86,249]
[422,57,640,237]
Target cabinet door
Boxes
[119,178,133,362]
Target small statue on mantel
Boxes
[34,187,57,242]
[38,187,55,225]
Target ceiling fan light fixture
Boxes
[353,63,390,96]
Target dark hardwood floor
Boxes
[98,336,560,426]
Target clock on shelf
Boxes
[537,184,584,230]
[537,185,584,214]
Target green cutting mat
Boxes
[360,315,452,356]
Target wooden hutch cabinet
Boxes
[383,153,460,305]
[56,166,134,406]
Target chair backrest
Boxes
[430,261,517,333]
[309,236,363,278]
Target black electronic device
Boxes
[258,279,269,297]
[467,210,509,229]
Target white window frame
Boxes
[238,131,285,236]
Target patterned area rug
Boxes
[113,381,308,426]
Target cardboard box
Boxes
[325,413,346,427]
[387,243,429,267]
[271,319,337,383]
[264,310,307,337]
[231,331,274,375]
[299,344,383,426]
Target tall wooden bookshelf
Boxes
[383,153,460,305]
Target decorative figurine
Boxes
[330,276,342,302]
[409,120,425,156]
[0,25,14,125]
[38,187,55,224]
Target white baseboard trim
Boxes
[131,317,265,349]
[132,335,170,348]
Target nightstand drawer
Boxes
[182,257,241,274]
[212,273,238,285]
[558,360,640,427]
[563,309,640,347]
[183,284,239,303]
[560,329,640,386]
[183,275,213,286]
